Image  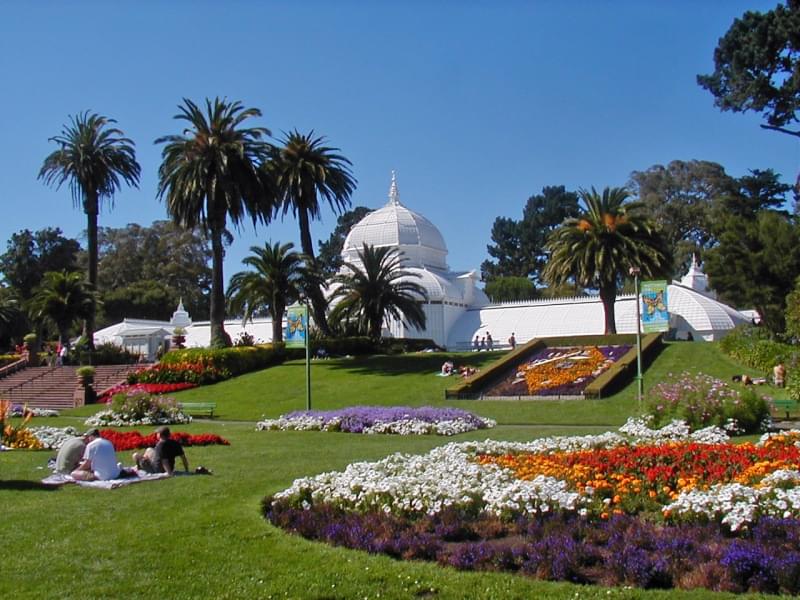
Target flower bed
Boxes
[85,391,191,427]
[256,406,496,436]
[127,360,229,385]
[98,429,229,451]
[98,382,198,403]
[483,345,631,397]
[264,420,800,593]
[30,426,80,449]
[9,405,59,418]
[647,371,770,434]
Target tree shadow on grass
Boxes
[0,480,60,491]
[320,353,502,377]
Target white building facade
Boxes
[94,174,753,353]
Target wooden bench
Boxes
[179,402,217,418]
[771,399,799,420]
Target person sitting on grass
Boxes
[71,429,121,481]
[133,426,189,476]
[54,434,85,474]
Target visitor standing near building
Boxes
[58,344,68,366]
[508,332,516,350]
[486,332,494,351]
[479,337,486,351]
[473,335,480,351]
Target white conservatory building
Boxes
[94,174,753,355]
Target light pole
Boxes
[629,266,643,411]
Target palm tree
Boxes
[267,130,356,335]
[30,271,96,347]
[156,98,274,348]
[226,242,314,343]
[543,187,672,334]
[329,244,427,339]
[0,295,23,340]
[39,112,140,349]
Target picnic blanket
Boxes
[42,470,170,489]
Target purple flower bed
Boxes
[263,498,800,593]
[283,406,492,433]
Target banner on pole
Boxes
[640,280,669,333]
[285,305,308,348]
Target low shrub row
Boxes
[720,325,798,370]
[158,344,286,377]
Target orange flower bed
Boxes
[522,346,609,394]
[477,434,800,515]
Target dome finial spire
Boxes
[388,170,400,205]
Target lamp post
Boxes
[629,266,643,411]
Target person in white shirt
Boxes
[71,429,121,481]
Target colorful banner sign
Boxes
[285,305,308,348]
[640,280,669,333]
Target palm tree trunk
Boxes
[271,300,284,344]
[209,224,231,348]
[84,203,97,350]
[599,283,617,335]
[297,209,331,336]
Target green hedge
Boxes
[159,345,286,376]
[719,325,798,372]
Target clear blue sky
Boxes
[1,1,797,284]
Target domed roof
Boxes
[342,172,448,270]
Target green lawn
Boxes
[0,341,780,599]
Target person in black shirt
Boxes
[133,427,189,476]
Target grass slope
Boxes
[1,341,779,599]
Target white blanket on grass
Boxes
[42,470,170,489]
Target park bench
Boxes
[179,402,217,418]
[771,399,799,420]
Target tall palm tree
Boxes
[543,187,672,334]
[39,112,140,349]
[226,241,314,343]
[30,270,96,347]
[329,244,427,339]
[156,98,274,348]
[267,130,356,335]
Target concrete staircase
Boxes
[0,364,143,410]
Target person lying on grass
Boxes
[132,426,189,476]
[71,429,121,481]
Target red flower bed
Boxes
[99,382,198,403]
[99,429,230,451]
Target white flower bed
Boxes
[274,421,800,530]
[664,470,800,531]
[29,426,80,449]
[10,406,59,418]
[84,409,192,427]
